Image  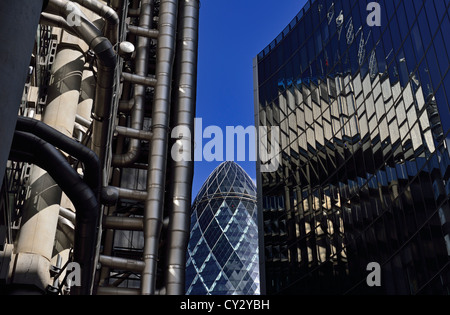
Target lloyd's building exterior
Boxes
[254,0,450,294]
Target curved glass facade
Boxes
[185,162,260,295]
[254,0,450,294]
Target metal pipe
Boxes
[58,215,75,245]
[103,216,143,231]
[97,287,141,295]
[77,64,96,131]
[112,0,154,167]
[164,0,199,295]
[121,72,157,87]
[142,0,179,295]
[127,25,159,39]
[40,12,76,36]
[128,8,141,17]
[11,38,85,295]
[71,0,120,44]
[118,187,148,201]
[99,255,145,272]
[103,186,148,202]
[115,126,153,141]
[59,206,76,225]
[119,99,135,112]
[15,116,101,195]
[110,0,125,11]
[76,114,92,129]
[10,131,100,295]
[45,0,117,171]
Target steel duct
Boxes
[164,0,200,295]
[142,0,179,295]
[113,0,154,167]
[45,0,116,170]
[99,255,145,272]
[40,12,75,35]
[71,0,120,44]
[9,131,100,295]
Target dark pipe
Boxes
[15,116,100,195]
[9,131,100,295]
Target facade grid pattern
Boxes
[255,0,450,294]
[186,162,260,295]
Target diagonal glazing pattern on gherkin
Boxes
[185,161,260,295]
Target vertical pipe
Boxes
[43,48,86,135]
[77,65,95,131]
[12,45,85,293]
[0,0,44,190]
[142,0,178,295]
[44,0,117,176]
[112,0,154,167]
[164,0,199,295]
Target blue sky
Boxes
[192,0,308,198]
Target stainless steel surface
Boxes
[1,0,198,295]
[164,0,200,295]
[112,0,154,167]
[142,0,179,295]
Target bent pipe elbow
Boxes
[9,131,100,295]
[71,0,120,25]
[15,116,101,196]
[45,0,116,76]
[112,141,141,167]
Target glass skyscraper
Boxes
[185,161,260,295]
[254,0,450,294]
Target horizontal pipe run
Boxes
[40,12,75,35]
[128,8,140,16]
[75,114,92,129]
[121,72,157,87]
[103,216,143,231]
[59,206,76,225]
[98,255,145,272]
[96,287,140,295]
[117,187,148,201]
[115,126,153,141]
[127,25,159,39]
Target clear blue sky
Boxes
[192,0,308,198]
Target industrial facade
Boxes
[185,161,260,295]
[254,0,450,294]
[0,0,199,295]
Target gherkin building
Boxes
[185,161,260,295]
